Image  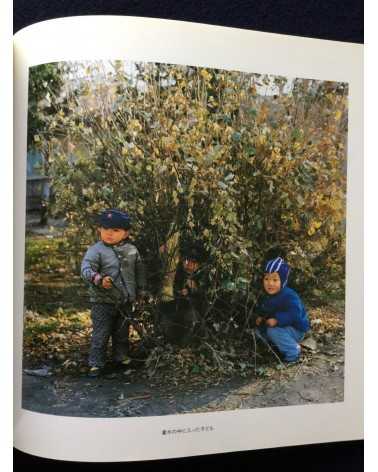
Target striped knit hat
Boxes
[265,257,290,288]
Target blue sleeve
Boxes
[81,246,101,284]
[275,292,302,327]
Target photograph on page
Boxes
[22,58,348,418]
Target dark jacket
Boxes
[256,287,310,333]
[81,239,146,303]
[173,263,207,313]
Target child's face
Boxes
[263,272,281,295]
[99,227,129,245]
[183,259,199,274]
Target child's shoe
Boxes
[111,357,132,373]
[285,357,301,365]
[87,366,105,378]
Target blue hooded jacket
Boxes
[256,287,310,333]
[257,257,310,333]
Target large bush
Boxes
[32,61,347,310]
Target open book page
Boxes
[14,16,363,462]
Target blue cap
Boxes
[97,209,131,229]
[265,257,290,288]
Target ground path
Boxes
[22,336,344,417]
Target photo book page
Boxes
[14,16,363,462]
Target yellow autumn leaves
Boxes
[308,220,322,236]
[44,62,347,300]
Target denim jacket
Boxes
[81,240,146,303]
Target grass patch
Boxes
[24,235,88,314]
[25,235,71,273]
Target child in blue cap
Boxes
[255,257,310,363]
[81,209,146,377]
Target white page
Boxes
[14,16,363,462]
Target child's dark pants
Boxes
[89,303,131,368]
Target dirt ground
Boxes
[22,334,344,417]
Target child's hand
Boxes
[159,244,167,255]
[137,290,148,303]
[181,288,189,296]
[266,318,278,327]
[255,316,264,326]
[187,279,197,290]
[102,276,113,289]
